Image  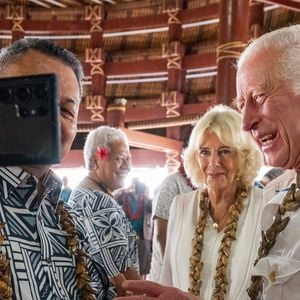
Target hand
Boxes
[114,280,200,300]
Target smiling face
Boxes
[93,140,131,192]
[197,131,239,193]
[237,50,300,170]
[3,50,80,165]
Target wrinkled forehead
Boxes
[237,53,272,93]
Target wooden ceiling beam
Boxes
[84,53,216,76]
[257,0,300,11]
[120,128,183,153]
[78,102,213,123]
[124,106,166,122]
[0,4,219,34]
[103,59,166,76]
[180,3,219,23]
[184,53,216,71]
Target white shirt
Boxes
[160,187,263,300]
[253,169,300,300]
[148,172,193,282]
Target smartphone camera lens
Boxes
[16,86,31,102]
[37,105,48,116]
[35,84,48,100]
[19,107,30,118]
[0,87,13,104]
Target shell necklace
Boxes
[247,174,300,299]
[189,185,248,299]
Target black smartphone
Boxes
[0,74,61,166]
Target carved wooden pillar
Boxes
[84,4,106,123]
[249,0,264,39]
[216,0,250,105]
[165,150,181,174]
[5,5,25,42]
[162,0,185,173]
[163,0,183,42]
[106,98,127,128]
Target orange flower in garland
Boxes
[96,147,109,160]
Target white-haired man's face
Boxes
[93,140,132,192]
[236,49,300,171]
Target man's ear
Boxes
[93,155,99,170]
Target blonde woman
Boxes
[115,105,264,300]
[159,105,263,299]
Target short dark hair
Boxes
[0,38,83,92]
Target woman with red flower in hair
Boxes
[69,126,140,298]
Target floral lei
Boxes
[189,185,248,299]
[0,203,95,300]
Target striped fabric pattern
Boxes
[0,166,106,300]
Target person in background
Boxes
[60,175,72,203]
[148,163,194,282]
[0,38,102,299]
[116,178,152,279]
[69,126,140,298]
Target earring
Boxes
[236,170,241,181]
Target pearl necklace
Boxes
[189,186,248,299]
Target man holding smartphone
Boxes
[0,38,106,299]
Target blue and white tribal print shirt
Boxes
[69,187,139,298]
[0,166,106,300]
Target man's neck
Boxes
[22,165,50,179]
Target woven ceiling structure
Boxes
[0,0,299,169]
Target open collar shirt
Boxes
[160,186,263,300]
[0,166,103,300]
[253,169,300,300]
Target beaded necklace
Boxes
[247,174,300,299]
[189,185,248,299]
[0,203,95,300]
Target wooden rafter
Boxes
[121,128,183,153]
[257,0,300,11]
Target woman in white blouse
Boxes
[159,105,263,300]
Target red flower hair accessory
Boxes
[96,147,109,160]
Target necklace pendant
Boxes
[213,222,219,230]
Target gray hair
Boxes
[84,126,129,170]
[183,105,263,188]
[238,25,300,96]
[0,38,83,93]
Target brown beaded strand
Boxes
[55,201,95,300]
[189,186,248,300]
[247,175,300,299]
